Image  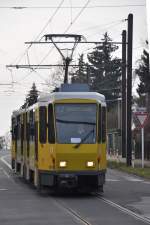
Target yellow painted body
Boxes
[38,143,106,172]
[12,95,107,188]
[38,99,107,173]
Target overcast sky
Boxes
[0,0,149,136]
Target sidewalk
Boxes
[107,154,150,168]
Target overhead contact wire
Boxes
[10,0,65,66]
[18,0,91,83]
[15,0,65,83]
[63,0,91,34]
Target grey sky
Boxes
[0,0,148,136]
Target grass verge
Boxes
[108,160,150,180]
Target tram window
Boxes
[29,110,35,141]
[12,118,16,140]
[55,103,96,144]
[23,114,26,140]
[21,124,24,141]
[98,104,102,143]
[39,106,47,143]
[30,123,35,139]
[102,107,106,142]
[26,123,30,157]
[21,124,24,155]
[26,121,30,139]
[14,125,17,140]
[17,116,21,140]
[35,121,38,160]
[48,104,55,143]
[26,123,29,140]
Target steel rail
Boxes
[52,197,93,225]
[95,193,150,224]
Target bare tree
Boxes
[43,64,64,92]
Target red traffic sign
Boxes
[134,112,148,128]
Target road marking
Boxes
[125,177,143,182]
[96,194,150,224]
[0,155,11,169]
[106,178,120,182]
[0,155,15,182]
[143,181,150,185]
[0,188,8,191]
[2,168,10,178]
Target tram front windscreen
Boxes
[55,103,97,144]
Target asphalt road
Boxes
[0,150,150,225]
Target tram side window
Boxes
[23,114,26,140]
[17,116,21,140]
[26,122,30,141]
[39,106,47,143]
[29,110,35,141]
[21,123,24,142]
[24,113,29,156]
[102,107,106,142]
[98,104,102,143]
[21,123,24,155]
[48,104,55,143]
[12,118,16,140]
[35,121,38,160]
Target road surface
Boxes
[0,150,150,225]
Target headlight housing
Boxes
[59,161,67,168]
[86,161,95,167]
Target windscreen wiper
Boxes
[74,128,94,149]
[56,118,96,125]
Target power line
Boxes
[17,46,55,83]
[7,0,65,85]
[34,17,126,67]
[0,5,145,9]
[33,0,65,42]
[25,41,124,44]
[0,83,13,86]
[63,0,91,33]
[11,0,65,65]
[75,19,126,33]
[15,0,91,84]
[78,21,126,54]
[73,20,126,55]
[69,0,73,25]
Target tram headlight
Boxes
[86,161,95,167]
[59,161,67,168]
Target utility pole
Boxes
[126,14,133,166]
[64,57,71,83]
[121,30,127,158]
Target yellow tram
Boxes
[11,85,107,192]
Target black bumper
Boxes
[39,170,106,189]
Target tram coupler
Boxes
[58,174,78,188]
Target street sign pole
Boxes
[141,127,144,168]
[134,111,148,168]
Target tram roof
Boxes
[38,92,106,105]
[12,92,106,117]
